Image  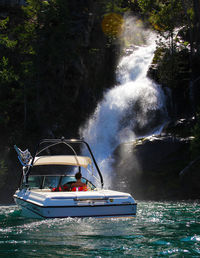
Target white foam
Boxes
[79,19,167,187]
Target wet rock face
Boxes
[112,135,192,200]
[117,88,168,139]
[179,157,200,200]
[119,104,167,138]
[163,118,195,137]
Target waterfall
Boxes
[79,21,168,187]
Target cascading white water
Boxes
[79,18,167,187]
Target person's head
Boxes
[75,171,82,180]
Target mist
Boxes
[79,15,167,188]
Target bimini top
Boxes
[31,155,92,168]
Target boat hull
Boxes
[14,189,137,219]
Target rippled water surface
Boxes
[0,201,200,257]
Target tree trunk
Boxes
[193,0,200,54]
[181,0,195,115]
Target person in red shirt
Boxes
[71,172,87,191]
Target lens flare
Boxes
[101,13,124,37]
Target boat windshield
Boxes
[27,175,96,191]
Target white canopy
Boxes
[31,155,92,168]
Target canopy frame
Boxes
[26,137,104,188]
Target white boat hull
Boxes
[14,189,137,219]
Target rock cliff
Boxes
[112,135,200,200]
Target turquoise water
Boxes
[0,201,200,257]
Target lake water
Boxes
[0,201,200,257]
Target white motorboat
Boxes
[13,138,137,219]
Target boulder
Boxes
[112,135,192,200]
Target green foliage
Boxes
[101,0,128,14]
[137,0,155,13]
[137,0,199,57]
[187,7,194,21]
[151,2,181,32]
[0,17,17,49]
[138,0,184,32]
[0,57,19,84]
[138,0,200,106]
[0,51,21,129]
[153,46,190,89]
[0,17,9,29]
